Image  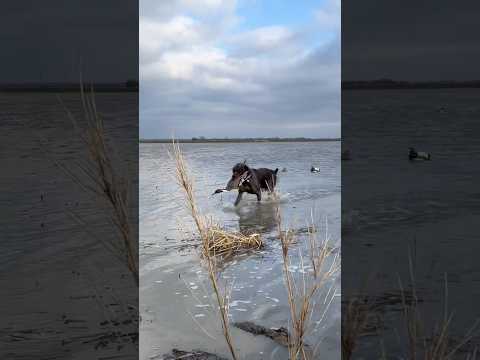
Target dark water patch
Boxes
[162,349,228,360]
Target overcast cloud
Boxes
[342,0,480,81]
[140,0,340,139]
[0,0,137,83]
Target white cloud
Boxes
[141,44,265,93]
[228,26,294,52]
[140,0,341,138]
[140,0,238,22]
[140,16,204,58]
[178,0,237,16]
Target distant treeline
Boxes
[343,79,480,90]
[0,80,138,92]
[141,137,340,143]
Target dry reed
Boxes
[341,274,479,359]
[206,226,262,255]
[172,140,342,359]
[341,294,376,360]
[61,86,138,286]
[171,140,239,360]
[398,254,479,360]
[171,140,262,257]
[341,252,479,359]
[274,200,340,360]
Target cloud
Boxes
[140,0,238,22]
[140,0,340,138]
[140,16,205,60]
[227,26,298,56]
[0,0,138,82]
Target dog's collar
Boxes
[238,171,251,186]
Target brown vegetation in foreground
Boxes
[62,87,138,286]
[172,140,242,360]
[274,205,340,360]
[341,254,479,359]
[172,140,263,257]
[172,140,340,359]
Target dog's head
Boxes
[226,161,249,190]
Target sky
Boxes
[343,0,480,81]
[0,1,137,83]
[139,0,341,139]
[1,1,479,87]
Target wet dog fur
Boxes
[216,161,278,206]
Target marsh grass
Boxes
[341,252,479,359]
[171,140,239,360]
[171,140,263,257]
[398,254,479,360]
[206,226,262,255]
[341,293,378,360]
[57,86,138,286]
[171,140,342,359]
[274,200,340,360]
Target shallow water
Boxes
[343,89,480,356]
[139,142,341,359]
[0,93,139,359]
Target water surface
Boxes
[140,142,341,359]
[343,89,480,355]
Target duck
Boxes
[409,147,431,161]
[311,166,320,173]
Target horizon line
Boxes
[140,137,341,143]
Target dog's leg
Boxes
[256,191,261,202]
[234,191,244,206]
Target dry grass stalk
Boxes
[341,294,376,360]
[171,140,238,360]
[171,140,262,257]
[466,347,478,360]
[398,257,480,360]
[204,257,237,360]
[342,266,479,360]
[60,86,138,286]
[206,226,262,255]
[274,201,339,360]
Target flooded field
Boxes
[0,93,138,359]
[342,89,480,357]
[140,142,341,359]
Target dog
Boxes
[213,161,278,206]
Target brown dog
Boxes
[214,161,278,206]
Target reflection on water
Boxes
[140,142,340,359]
[235,202,278,235]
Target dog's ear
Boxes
[274,168,278,174]
[242,159,247,164]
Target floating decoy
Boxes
[409,147,431,161]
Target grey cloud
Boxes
[140,1,340,139]
[1,0,137,83]
[343,0,480,80]
[141,37,340,138]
